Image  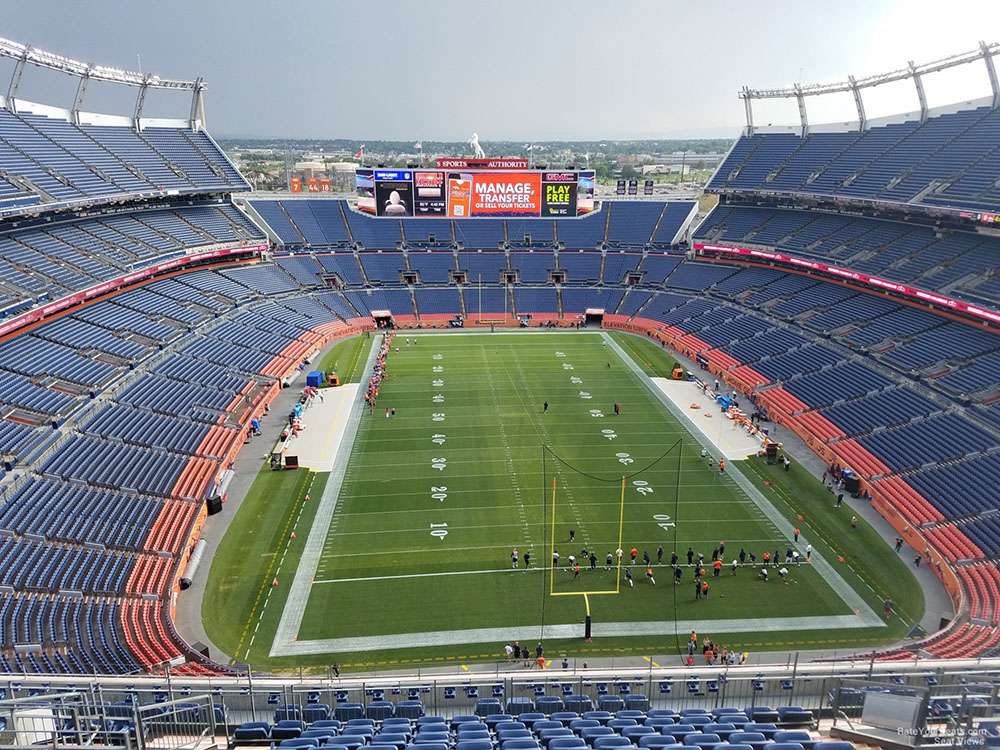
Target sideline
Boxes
[270,334,382,657]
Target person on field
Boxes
[624,567,634,588]
[657,545,664,564]
[553,549,560,567]
[701,580,709,598]
[695,580,702,600]
[643,549,651,566]
[731,558,738,575]
[713,559,722,577]
[759,567,769,582]
[543,401,549,413]
[524,551,531,569]
[573,562,581,579]
[511,548,519,568]
[778,566,789,581]
[687,547,695,566]
[605,552,613,571]
[674,566,683,584]
[670,550,678,566]
[630,547,638,565]
[589,552,597,570]
[569,528,575,543]
[645,566,656,585]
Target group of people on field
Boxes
[512,534,811,597]
[364,332,394,414]
[687,631,748,666]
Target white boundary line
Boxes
[270,330,883,659]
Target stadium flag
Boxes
[354,144,366,166]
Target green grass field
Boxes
[204,331,923,672]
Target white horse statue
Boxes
[469,132,485,159]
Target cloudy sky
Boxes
[2,0,999,140]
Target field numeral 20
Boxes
[431,486,447,502]
[430,522,448,539]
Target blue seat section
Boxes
[276,255,327,286]
[515,287,558,313]
[507,219,554,247]
[511,252,556,283]
[41,434,187,497]
[556,211,607,248]
[459,252,510,282]
[0,535,134,595]
[346,213,403,248]
[961,516,1000,558]
[81,403,211,455]
[558,252,603,283]
[0,204,262,313]
[561,288,625,314]
[0,476,162,550]
[694,203,1000,305]
[454,220,506,249]
[0,107,247,214]
[821,388,938,437]
[601,253,644,284]
[859,414,996,472]
[360,252,407,284]
[652,202,697,245]
[410,252,458,282]
[0,595,137,674]
[414,288,463,316]
[402,219,454,246]
[664,262,737,290]
[346,289,413,316]
[318,254,366,285]
[640,255,683,284]
[221,265,301,295]
[708,105,1000,213]
[606,202,664,246]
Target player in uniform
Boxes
[645,566,656,585]
[511,548,519,569]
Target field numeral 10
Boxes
[430,522,449,539]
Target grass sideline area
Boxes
[316,334,369,385]
[202,466,329,663]
[204,331,922,672]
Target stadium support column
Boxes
[5,45,28,113]
[72,67,92,126]
[909,61,929,123]
[741,86,755,136]
[849,75,867,131]
[981,41,1000,109]
[134,75,152,128]
[190,77,206,130]
[794,84,809,138]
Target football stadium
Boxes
[0,4,998,748]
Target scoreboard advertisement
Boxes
[357,166,595,218]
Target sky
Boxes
[2,0,999,141]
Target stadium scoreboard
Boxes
[356,157,596,218]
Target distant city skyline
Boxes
[2,0,999,141]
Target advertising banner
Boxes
[373,169,414,217]
[627,179,638,196]
[615,179,626,195]
[447,175,472,218]
[541,171,578,217]
[414,170,447,216]
[355,168,375,214]
[644,179,654,196]
[468,172,541,216]
[577,171,596,215]
[290,176,302,193]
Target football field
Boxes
[241,329,907,667]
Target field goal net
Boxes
[541,439,683,607]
